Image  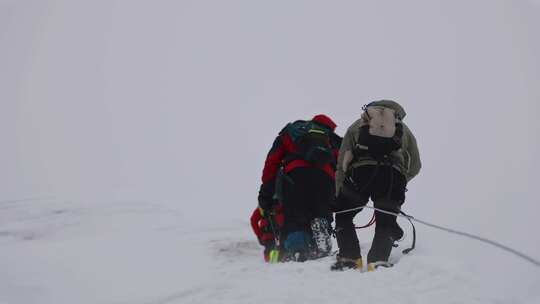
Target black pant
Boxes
[281,167,334,237]
[335,165,406,263]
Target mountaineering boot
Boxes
[367,261,394,272]
[368,227,395,263]
[310,217,332,258]
[283,231,309,262]
[330,256,363,271]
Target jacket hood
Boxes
[312,114,337,131]
[367,100,407,120]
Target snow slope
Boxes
[2,1,540,303]
[1,197,539,304]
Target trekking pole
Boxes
[266,211,281,263]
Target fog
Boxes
[1,0,540,298]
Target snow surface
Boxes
[2,1,540,303]
[1,197,539,304]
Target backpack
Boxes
[354,105,403,160]
[283,120,334,165]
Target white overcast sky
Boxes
[1,0,539,247]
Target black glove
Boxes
[329,194,338,213]
[262,239,276,249]
[258,181,277,214]
[332,186,366,213]
[330,191,348,213]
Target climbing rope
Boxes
[335,204,540,268]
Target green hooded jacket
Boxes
[336,100,421,194]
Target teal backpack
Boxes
[283,120,333,165]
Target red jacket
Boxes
[261,114,341,184]
[250,205,285,244]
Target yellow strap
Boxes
[308,129,326,135]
